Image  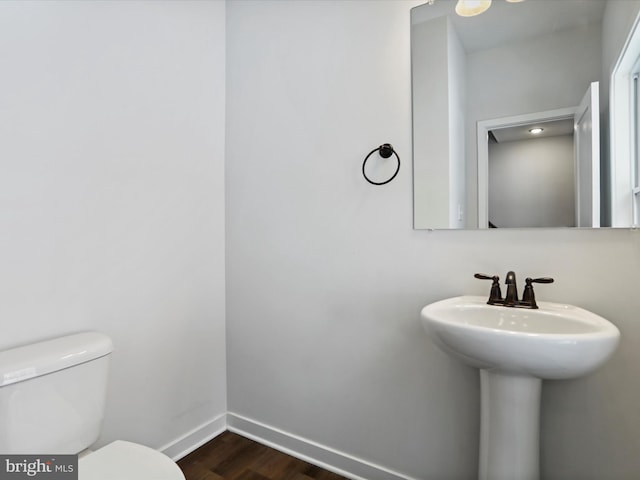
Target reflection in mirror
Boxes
[486,114,577,229]
[411,0,640,229]
[478,90,600,229]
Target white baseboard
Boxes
[226,412,420,480]
[160,413,227,461]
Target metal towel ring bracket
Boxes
[362,143,400,185]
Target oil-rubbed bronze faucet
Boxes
[504,271,519,305]
[474,271,554,309]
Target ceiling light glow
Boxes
[455,0,492,17]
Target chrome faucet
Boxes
[474,271,554,309]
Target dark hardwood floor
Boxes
[177,431,349,480]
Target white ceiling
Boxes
[411,0,607,52]
[491,117,575,143]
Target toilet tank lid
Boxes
[0,332,113,387]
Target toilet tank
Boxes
[0,332,113,454]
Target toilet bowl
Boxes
[0,332,185,480]
[80,441,184,479]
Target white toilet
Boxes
[0,332,185,480]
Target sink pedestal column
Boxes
[479,370,542,480]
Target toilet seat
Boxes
[79,440,185,480]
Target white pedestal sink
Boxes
[420,296,620,480]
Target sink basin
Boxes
[420,295,620,379]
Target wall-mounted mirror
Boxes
[411,0,640,229]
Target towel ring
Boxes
[362,143,400,186]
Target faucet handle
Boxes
[527,277,554,284]
[474,273,502,303]
[522,277,554,308]
[474,273,497,281]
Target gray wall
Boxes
[489,135,575,228]
[412,16,466,229]
[0,0,227,455]
[226,1,640,479]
